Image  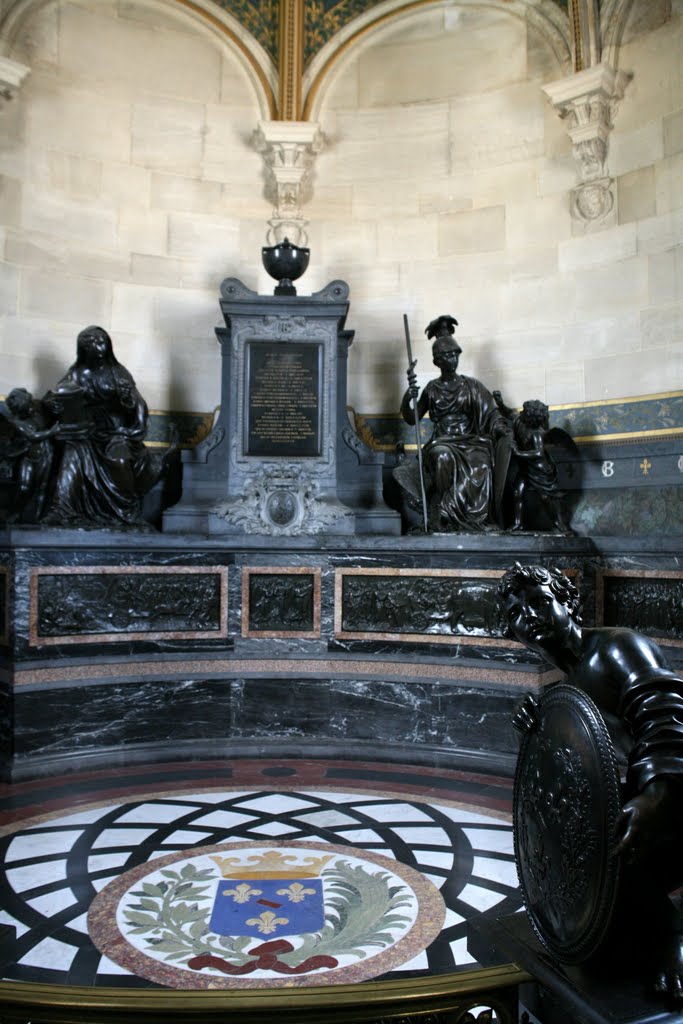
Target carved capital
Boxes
[253,120,324,245]
[0,56,30,105]
[543,64,631,224]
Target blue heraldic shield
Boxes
[210,877,325,938]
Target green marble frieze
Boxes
[352,391,683,450]
[571,485,683,536]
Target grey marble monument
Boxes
[163,277,400,536]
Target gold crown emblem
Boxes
[211,850,334,879]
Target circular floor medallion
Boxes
[88,840,446,988]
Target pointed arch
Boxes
[599,0,639,68]
[0,0,278,119]
[302,0,572,121]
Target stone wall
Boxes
[307,1,683,416]
[0,0,268,414]
[0,0,681,432]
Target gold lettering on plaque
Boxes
[251,351,318,444]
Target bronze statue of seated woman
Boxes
[41,325,178,529]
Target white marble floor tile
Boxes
[391,826,451,846]
[365,846,397,858]
[26,890,78,917]
[354,802,434,823]
[66,911,89,934]
[91,827,157,849]
[116,802,203,823]
[335,828,385,843]
[462,826,514,853]
[457,882,508,913]
[443,907,466,928]
[19,936,76,970]
[247,821,303,836]
[159,829,213,846]
[87,852,134,874]
[40,808,117,827]
[0,911,30,937]
[97,953,135,975]
[472,855,519,888]
[295,810,358,827]
[6,860,69,892]
[235,794,317,813]
[191,810,258,828]
[423,872,447,889]
[6,830,81,861]
[449,936,478,966]
[413,849,454,869]
[91,875,119,893]
[435,806,506,825]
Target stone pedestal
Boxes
[163,278,400,537]
[1,527,681,782]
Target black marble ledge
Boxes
[1,524,681,562]
[0,524,651,552]
[13,737,519,783]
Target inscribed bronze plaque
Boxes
[245,342,322,458]
[513,684,622,964]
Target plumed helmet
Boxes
[426,314,461,358]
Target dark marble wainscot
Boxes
[6,532,234,663]
[2,527,682,780]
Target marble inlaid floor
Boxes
[0,759,522,990]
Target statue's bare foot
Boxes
[653,931,683,1003]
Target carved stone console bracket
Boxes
[0,55,30,105]
[543,64,631,225]
[253,120,325,246]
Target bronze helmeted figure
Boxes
[394,315,511,532]
[498,563,683,1004]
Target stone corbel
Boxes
[0,55,30,105]
[543,64,631,226]
[253,120,324,246]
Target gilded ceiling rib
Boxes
[278,0,304,120]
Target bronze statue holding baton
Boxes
[395,314,511,532]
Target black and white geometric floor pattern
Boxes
[0,767,522,989]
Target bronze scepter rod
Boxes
[403,314,429,533]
